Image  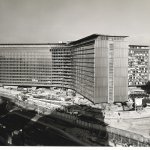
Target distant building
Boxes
[128,45,150,86]
[0,34,129,104]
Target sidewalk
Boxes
[105,108,150,119]
[105,108,150,138]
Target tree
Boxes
[141,81,150,94]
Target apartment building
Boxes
[128,45,150,86]
[0,34,128,103]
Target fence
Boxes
[1,92,150,146]
[50,111,150,146]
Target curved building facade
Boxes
[0,34,128,103]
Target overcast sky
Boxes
[0,0,150,44]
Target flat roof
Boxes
[0,43,67,48]
[0,43,66,46]
[50,46,71,49]
[129,45,149,47]
[69,34,128,45]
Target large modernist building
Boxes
[69,35,128,103]
[128,45,150,86]
[0,43,67,87]
[0,34,128,103]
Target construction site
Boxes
[0,85,150,146]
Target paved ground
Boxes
[105,108,150,138]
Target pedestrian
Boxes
[117,113,121,122]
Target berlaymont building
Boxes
[0,34,128,104]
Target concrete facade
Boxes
[0,34,128,103]
[94,36,128,103]
[70,34,128,103]
[128,45,150,86]
[0,44,65,87]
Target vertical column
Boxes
[94,36,108,103]
[108,42,114,103]
[114,38,128,102]
[148,47,150,81]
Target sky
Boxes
[0,0,150,44]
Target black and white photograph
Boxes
[0,0,150,147]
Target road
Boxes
[105,108,150,138]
